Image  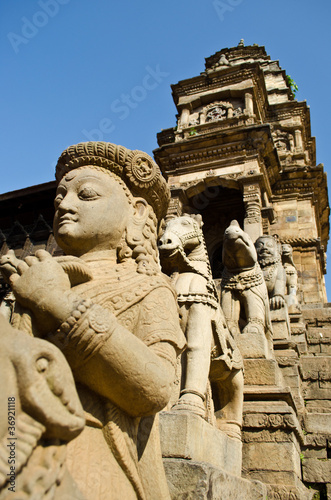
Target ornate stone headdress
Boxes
[55,142,170,221]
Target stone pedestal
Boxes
[236,331,271,359]
[244,359,283,386]
[242,387,311,499]
[159,412,241,476]
[160,412,267,500]
[270,307,290,340]
[163,459,267,500]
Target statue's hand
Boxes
[270,294,285,310]
[3,250,77,333]
[0,249,22,283]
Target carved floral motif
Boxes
[243,412,297,430]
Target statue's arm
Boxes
[49,287,184,418]
[272,264,287,297]
[0,251,183,416]
[269,264,286,309]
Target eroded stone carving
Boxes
[159,214,244,440]
[0,314,85,500]
[204,101,242,123]
[211,53,231,71]
[221,221,272,338]
[272,129,294,152]
[0,142,185,500]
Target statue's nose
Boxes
[158,235,173,246]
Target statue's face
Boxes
[282,244,292,256]
[255,237,277,259]
[53,167,131,256]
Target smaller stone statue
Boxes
[159,214,243,440]
[0,314,85,500]
[281,243,300,309]
[221,220,271,338]
[255,235,287,310]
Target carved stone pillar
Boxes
[244,92,254,116]
[179,107,190,129]
[167,189,185,218]
[242,181,263,243]
[294,129,303,150]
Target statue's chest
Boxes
[172,272,198,295]
[262,267,277,291]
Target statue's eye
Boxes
[54,194,63,209]
[181,220,190,226]
[78,186,99,200]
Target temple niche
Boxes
[0,42,330,500]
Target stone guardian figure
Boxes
[0,142,185,500]
[255,235,287,310]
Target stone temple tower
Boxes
[154,43,331,499]
[155,43,329,304]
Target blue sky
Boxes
[1,0,331,294]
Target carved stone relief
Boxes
[272,129,294,152]
[204,101,242,123]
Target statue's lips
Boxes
[57,216,78,227]
[258,251,272,258]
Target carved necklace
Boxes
[261,259,280,282]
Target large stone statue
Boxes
[255,235,287,310]
[158,214,243,440]
[221,220,271,339]
[0,314,85,500]
[0,142,185,500]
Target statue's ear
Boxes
[132,197,149,221]
[187,213,203,228]
[125,197,150,249]
[195,213,203,228]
